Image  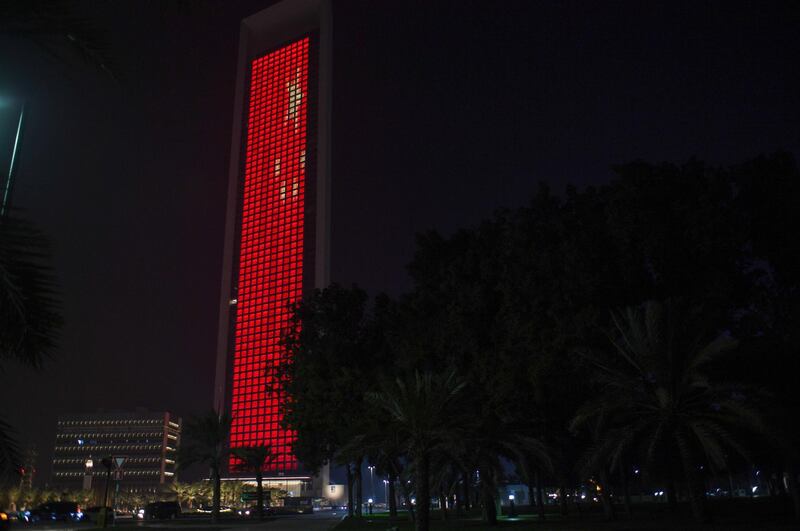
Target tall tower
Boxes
[215,0,331,482]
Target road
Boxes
[9,511,343,531]
[246,511,343,531]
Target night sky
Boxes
[1,0,799,485]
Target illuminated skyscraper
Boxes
[215,0,331,489]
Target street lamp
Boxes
[367,465,375,501]
[100,457,113,528]
[83,459,94,491]
[508,494,516,517]
[383,479,389,507]
[0,99,24,217]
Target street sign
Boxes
[113,456,126,469]
[242,491,270,502]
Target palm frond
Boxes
[0,417,21,479]
[0,215,62,370]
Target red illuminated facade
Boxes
[216,0,331,488]
[228,37,312,474]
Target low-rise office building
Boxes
[50,410,181,494]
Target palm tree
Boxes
[230,445,275,520]
[194,481,212,508]
[0,1,118,78]
[571,300,772,523]
[75,489,94,507]
[5,486,22,511]
[170,481,199,511]
[219,479,243,509]
[337,425,409,522]
[0,216,62,477]
[367,370,466,531]
[176,411,231,522]
[461,417,552,525]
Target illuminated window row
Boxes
[56,432,163,438]
[58,420,163,426]
[231,426,288,432]
[53,470,162,478]
[232,429,288,436]
[238,257,302,265]
[230,411,282,418]
[244,143,306,154]
[240,212,303,223]
[236,237,303,247]
[236,279,301,287]
[241,202,305,213]
[237,263,302,271]
[54,444,162,452]
[236,322,298,335]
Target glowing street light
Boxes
[82,459,94,490]
[367,465,375,500]
[1,99,24,217]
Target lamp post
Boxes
[383,479,389,506]
[101,457,113,528]
[83,459,94,491]
[1,100,24,217]
[508,494,516,517]
[367,465,375,502]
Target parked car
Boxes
[83,506,114,523]
[26,502,83,522]
[237,505,273,518]
[280,496,313,515]
[144,501,181,520]
[197,505,232,513]
[1,510,11,531]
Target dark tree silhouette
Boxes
[0,215,61,478]
[176,411,231,523]
[571,300,774,523]
[230,445,275,521]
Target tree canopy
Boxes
[282,152,800,527]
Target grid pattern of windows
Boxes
[229,37,310,474]
[50,412,179,491]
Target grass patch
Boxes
[333,498,798,530]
